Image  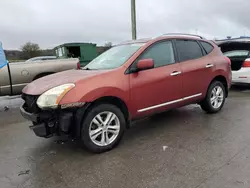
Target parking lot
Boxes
[0,86,250,188]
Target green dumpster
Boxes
[54,43,98,66]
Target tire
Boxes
[81,103,126,153]
[200,81,226,114]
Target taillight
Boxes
[224,56,231,65]
[77,62,81,69]
[242,59,250,68]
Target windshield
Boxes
[85,43,145,70]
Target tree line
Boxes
[5,42,112,61]
[5,42,54,61]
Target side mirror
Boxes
[136,59,154,71]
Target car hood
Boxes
[22,69,109,95]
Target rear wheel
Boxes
[81,104,126,153]
[200,81,226,113]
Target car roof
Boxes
[118,34,207,46]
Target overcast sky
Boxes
[0,0,249,49]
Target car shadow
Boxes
[230,84,250,91]
[29,107,199,155]
[28,104,216,161]
[122,106,203,144]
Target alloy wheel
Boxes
[210,85,224,109]
[89,111,120,147]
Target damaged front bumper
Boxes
[20,104,74,138]
[20,93,89,139]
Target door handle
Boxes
[206,64,214,68]
[170,71,182,76]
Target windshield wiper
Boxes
[82,67,91,70]
[82,67,100,70]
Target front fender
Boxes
[80,87,130,104]
[60,86,131,110]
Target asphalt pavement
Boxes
[0,87,250,188]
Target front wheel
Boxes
[81,104,126,153]
[200,81,226,113]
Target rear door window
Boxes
[200,41,214,54]
[175,40,203,62]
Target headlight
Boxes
[37,83,75,109]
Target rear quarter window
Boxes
[175,40,203,62]
[200,41,214,54]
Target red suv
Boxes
[20,34,232,153]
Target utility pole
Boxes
[131,0,137,40]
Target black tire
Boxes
[200,81,226,114]
[81,103,126,153]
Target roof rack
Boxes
[162,33,206,39]
[118,38,152,45]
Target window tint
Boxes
[200,41,214,54]
[175,40,203,62]
[138,41,175,68]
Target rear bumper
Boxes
[232,76,250,84]
[232,68,250,84]
[232,79,250,84]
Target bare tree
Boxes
[104,42,112,48]
[20,42,41,59]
